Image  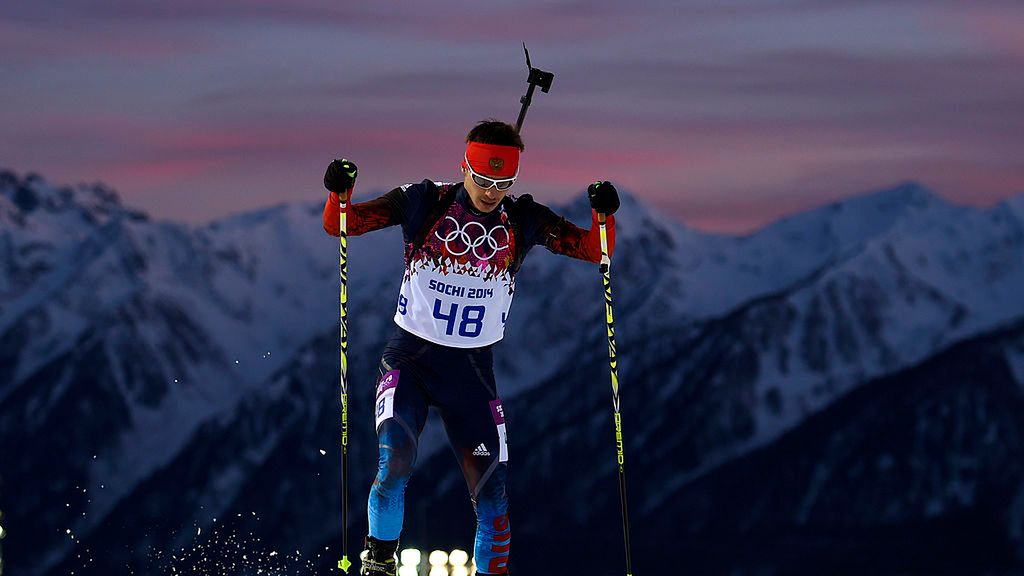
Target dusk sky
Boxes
[2,1,1022,232]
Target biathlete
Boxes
[322,118,620,576]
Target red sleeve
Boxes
[544,210,616,263]
[322,191,403,237]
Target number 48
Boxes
[433,299,485,337]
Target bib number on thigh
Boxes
[490,399,509,463]
[375,369,400,430]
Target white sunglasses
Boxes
[464,155,518,191]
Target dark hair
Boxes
[465,118,524,151]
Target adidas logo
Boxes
[472,443,490,457]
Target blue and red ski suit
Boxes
[324,180,615,574]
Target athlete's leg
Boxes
[367,355,429,541]
[435,347,511,575]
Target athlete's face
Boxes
[463,167,510,213]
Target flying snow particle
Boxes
[319,449,327,456]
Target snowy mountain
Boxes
[647,319,1024,574]
[1,169,1023,575]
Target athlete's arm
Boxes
[323,188,407,237]
[324,180,447,239]
[524,180,619,263]
[542,210,616,263]
[322,158,416,237]
[545,180,620,262]
[514,194,616,264]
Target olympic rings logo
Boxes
[435,216,510,261]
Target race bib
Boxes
[394,196,516,348]
[375,369,399,430]
[490,399,509,463]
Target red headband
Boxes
[463,142,520,178]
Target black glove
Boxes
[587,180,619,215]
[324,159,358,194]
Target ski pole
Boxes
[598,212,634,576]
[337,187,352,573]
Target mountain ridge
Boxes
[2,168,1023,575]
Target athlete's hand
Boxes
[324,159,358,195]
[588,180,619,216]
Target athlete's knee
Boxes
[373,443,415,495]
[376,418,417,475]
[473,463,508,511]
[475,483,509,532]
[475,486,508,522]
[372,424,415,496]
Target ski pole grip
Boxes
[597,212,611,273]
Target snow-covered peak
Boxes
[843,180,939,211]
[554,185,691,243]
[996,193,1024,229]
[0,169,146,227]
[752,181,948,250]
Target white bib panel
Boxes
[393,197,517,348]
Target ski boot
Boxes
[359,536,399,576]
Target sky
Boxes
[2,0,1023,233]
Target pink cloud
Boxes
[928,4,1024,60]
[102,157,227,187]
[5,3,1022,233]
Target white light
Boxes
[0,524,6,539]
[451,567,469,576]
[398,567,418,576]
[429,567,448,576]
[449,549,469,567]
[400,548,422,567]
[428,550,449,566]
